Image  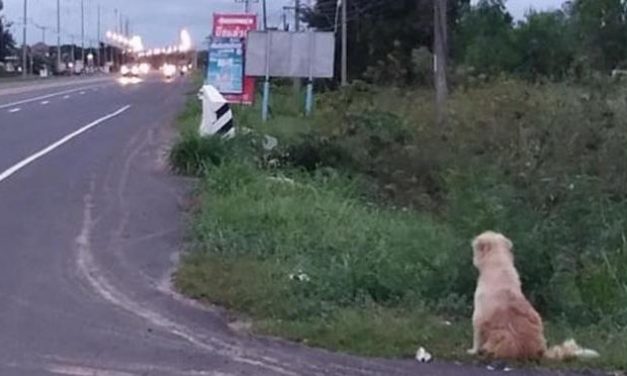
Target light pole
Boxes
[80,0,85,65]
[97,4,101,67]
[0,0,5,63]
[56,0,61,72]
[22,0,28,76]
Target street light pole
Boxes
[57,0,61,71]
[22,0,28,76]
[262,0,267,30]
[80,0,85,65]
[97,4,101,67]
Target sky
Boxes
[2,0,566,48]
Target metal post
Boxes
[57,0,61,72]
[97,4,101,67]
[305,30,315,116]
[80,0,85,65]
[262,31,271,122]
[262,0,268,30]
[341,0,347,86]
[0,0,4,63]
[22,0,27,76]
[293,0,301,96]
[70,35,75,64]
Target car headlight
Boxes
[162,64,176,77]
[139,63,150,74]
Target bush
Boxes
[260,80,627,324]
[169,132,265,176]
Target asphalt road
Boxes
[0,75,597,376]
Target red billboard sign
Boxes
[213,13,257,105]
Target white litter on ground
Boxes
[415,347,433,363]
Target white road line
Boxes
[79,91,86,95]
[0,105,131,184]
[0,85,104,110]
[63,95,71,99]
[8,108,21,113]
[41,100,50,105]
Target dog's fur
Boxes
[468,231,599,361]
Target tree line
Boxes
[305,0,627,84]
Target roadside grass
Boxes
[171,80,627,371]
[173,160,627,370]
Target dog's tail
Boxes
[545,339,600,361]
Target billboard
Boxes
[246,31,335,79]
[212,13,258,105]
[208,38,245,94]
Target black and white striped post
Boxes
[199,84,235,138]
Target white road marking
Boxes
[47,365,136,376]
[79,91,86,95]
[0,85,103,110]
[8,108,21,113]
[0,105,131,184]
[63,95,71,99]
[41,100,50,105]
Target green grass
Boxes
[171,80,627,371]
[174,160,627,370]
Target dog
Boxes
[468,231,599,361]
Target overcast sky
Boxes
[2,0,566,48]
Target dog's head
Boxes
[471,231,514,270]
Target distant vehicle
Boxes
[161,64,176,79]
[121,64,140,77]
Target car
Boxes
[161,64,176,79]
[121,64,140,77]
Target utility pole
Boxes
[97,4,101,67]
[56,0,61,71]
[1,0,4,63]
[35,24,48,44]
[244,0,250,13]
[0,1,4,64]
[22,0,27,77]
[433,0,448,125]
[262,0,268,30]
[293,0,301,93]
[114,9,119,33]
[341,0,347,86]
[70,34,75,64]
[80,0,85,65]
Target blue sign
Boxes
[207,37,245,95]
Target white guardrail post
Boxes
[198,84,235,138]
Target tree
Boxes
[304,0,469,85]
[514,10,576,80]
[0,23,17,62]
[454,0,519,74]
[0,0,17,63]
[569,0,627,71]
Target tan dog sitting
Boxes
[468,231,599,361]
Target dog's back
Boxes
[479,290,546,360]
[472,232,547,360]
